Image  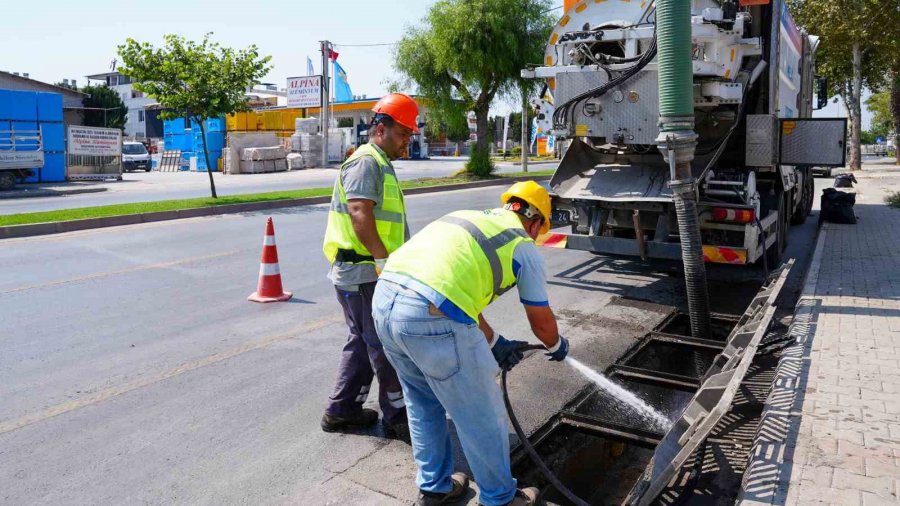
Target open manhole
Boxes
[512,427,654,505]
[657,312,738,341]
[510,263,792,505]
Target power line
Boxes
[332,42,399,47]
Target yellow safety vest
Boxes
[322,143,406,265]
[384,209,531,321]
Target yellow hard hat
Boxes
[501,180,552,234]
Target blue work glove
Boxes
[545,335,569,362]
[491,335,528,371]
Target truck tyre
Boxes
[791,174,814,225]
[0,172,16,191]
[765,195,786,267]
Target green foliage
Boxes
[510,146,522,156]
[886,191,900,209]
[54,81,78,91]
[465,147,495,177]
[337,117,354,128]
[860,130,876,144]
[426,115,470,143]
[866,90,893,137]
[788,0,898,96]
[394,0,555,174]
[81,85,127,129]
[118,34,271,122]
[118,33,271,197]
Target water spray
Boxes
[501,345,672,505]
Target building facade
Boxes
[85,71,156,139]
[0,71,85,126]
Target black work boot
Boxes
[382,419,412,444]
[320,408,379,432]
[416,472,470,505]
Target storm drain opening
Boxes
[511,425,656,506]
[509,263,793,505]
[656,312,738,341]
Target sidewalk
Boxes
[740,159,900,505]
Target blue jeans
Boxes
[372,280,517,506]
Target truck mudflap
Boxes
[536,232,751,265]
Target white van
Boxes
[123,142,151,172]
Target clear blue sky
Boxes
[0,0,447,97]
[0,0,871,127]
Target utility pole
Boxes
[320,40,332,167]
[521,88,529,173]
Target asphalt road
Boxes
[0,157,556,216]
[0,180,823,504]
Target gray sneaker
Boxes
[415,472,470,505]
[483,487,540,506]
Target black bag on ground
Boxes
[833,173,858,188]
[820,188,857,224]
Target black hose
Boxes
[673,191,712,339]
[500,344,591,506]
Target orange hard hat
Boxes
[372,93,419,133]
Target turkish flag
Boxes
[328,49,339,62]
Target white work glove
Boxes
[374,258,387,276]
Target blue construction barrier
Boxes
[0,89,66,182]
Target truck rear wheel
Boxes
[765,195,786,267]
[0,171,16,191]
[791,174,814,225]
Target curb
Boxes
[0,175,550,240]
[0,187,108,200]
[736,226,827,505]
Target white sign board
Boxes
[67,126,122,156]
[287,75,322,108]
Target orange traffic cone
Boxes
[248,217,293,303]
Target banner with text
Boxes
[67,126,122,156]
[287,75,322,108]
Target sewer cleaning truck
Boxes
[523,0,846,272]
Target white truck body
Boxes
[524,0,846,266]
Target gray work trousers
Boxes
[326,282,407,425]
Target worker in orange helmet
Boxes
[321,93,420,442]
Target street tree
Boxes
[865,90,893,139]
[788,0,899,170]
[118,34,271,198]
[394,0,555,176]
[81,85,127,130]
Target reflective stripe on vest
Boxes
[436,215,527,298]
[383,209,531,320]
[322,143,406,264]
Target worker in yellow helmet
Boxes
[372,181,569,506]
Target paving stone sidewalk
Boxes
[739,160,900,505]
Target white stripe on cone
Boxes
[259,263,281,276]
[263,236,276,246]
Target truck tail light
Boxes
[712,207,755,223]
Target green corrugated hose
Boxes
[656,0,694,129]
